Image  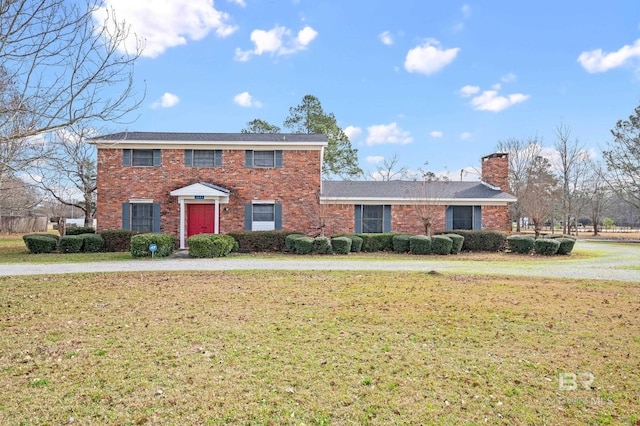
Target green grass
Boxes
[0,234,130,263]
[1,271,638,425]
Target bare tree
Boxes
[553,123,591,235]
[0,0,143,151]
[519,156,560,238]
[30,127,97,227]
[584,161,612,236]
[369,153,412,181]
[496,137,542,231]
[406,169,449,236]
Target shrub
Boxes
[227,230,298,253]
[130,233,175,258]
[22,234,58,254]
[556,237,576,255]
[313,236,333,254]
[80,234,104,253]
[439,230,507,252]
[507,235,535,254]
[444,234,465,254]
[409,235,431,255]
[535,238,561,255]
[187,234,236,258]
[348,235,363,252]
[285,233,306,252]
[101,229,134,252]
[294,236,314,254]
[65,226,96,236]
[58,235,84,253]
[331,236,352,254]
[431,235,453,255]
[392,234,411,253]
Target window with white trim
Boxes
[252,204,275,230]
[131,203,154,232]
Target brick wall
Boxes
[96,148,322,235]
[481,153,509,191]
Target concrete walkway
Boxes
[1,241,639,282]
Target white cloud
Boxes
[430,131,443,138]
[151,92,180,109]
[366,156,385,164]
[460,132,472,140]
[227,0,246,7]
[94,0,237,58]
[578,39,640,73]
[501,73,517,83]
[379,31,393,46]
[344,126,362,140]
[469,90,530,112]
[459,85,480,97]
[235,25,318,61]
[405,39,459,75]
[233,92,262,108]
[366,122,413,146]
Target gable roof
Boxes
[321,180,516,205]
[90,132,328,150]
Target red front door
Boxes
[188,204,215,237]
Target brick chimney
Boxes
[481,152,509,191]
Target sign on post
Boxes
[149,243,158,258]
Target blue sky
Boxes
[96,0,640,180]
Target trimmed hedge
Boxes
[80,234,104,252]
[130,233,175,258]
[556,237,576,255]
[285,233,306,252]
[409,235,431,255]
[444,234,464,254]
[439,230,507,252]
[431,235,453,255]
[351,233,396,252]
[187,234,236,258]
[535,238,561,255]
[507,235,535,254]
[331,236,352,254]
[392,234,411,253]
[101,229,134,252]
[227,230,299,253]
[294,236,314,254]
[22,234,58,254]
[65,226,96,236]
[348,235,363,253]
[313,237,333,254]
[58,235,84,253]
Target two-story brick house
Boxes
[92,132,515,248]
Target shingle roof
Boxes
[322,180,516,201]
[93,131,327,143]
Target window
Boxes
[354,205,391,233]
[185,150,222,167]
[446,206,482,230]
[131,203,154,232]
[122,202,160,233]
[123,149,161,167]
[245,150,282,168]
[244,203,282,230]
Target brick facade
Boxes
[481,153,509,191]
[96,148,323,235]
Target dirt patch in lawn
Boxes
[0,271,638,425]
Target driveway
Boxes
[1,241,639,282]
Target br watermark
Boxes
[558,372,594,391]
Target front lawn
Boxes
[0,271,637,424]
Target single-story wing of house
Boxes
[91,132,516,248]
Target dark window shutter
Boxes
[474,206,482,230]
[122,202,130,229]
[245,150,253,167]
[275,150,283,168]
[354,205,362,233]
[244,204,252,230]
[214,150,222,167]
[184,149,193,166]
[445,206,453,230]
[152,149,161,167]
[152,203,161,232]
[383,205,392,233]
[122,149,131,166]
[274,203,282,230]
